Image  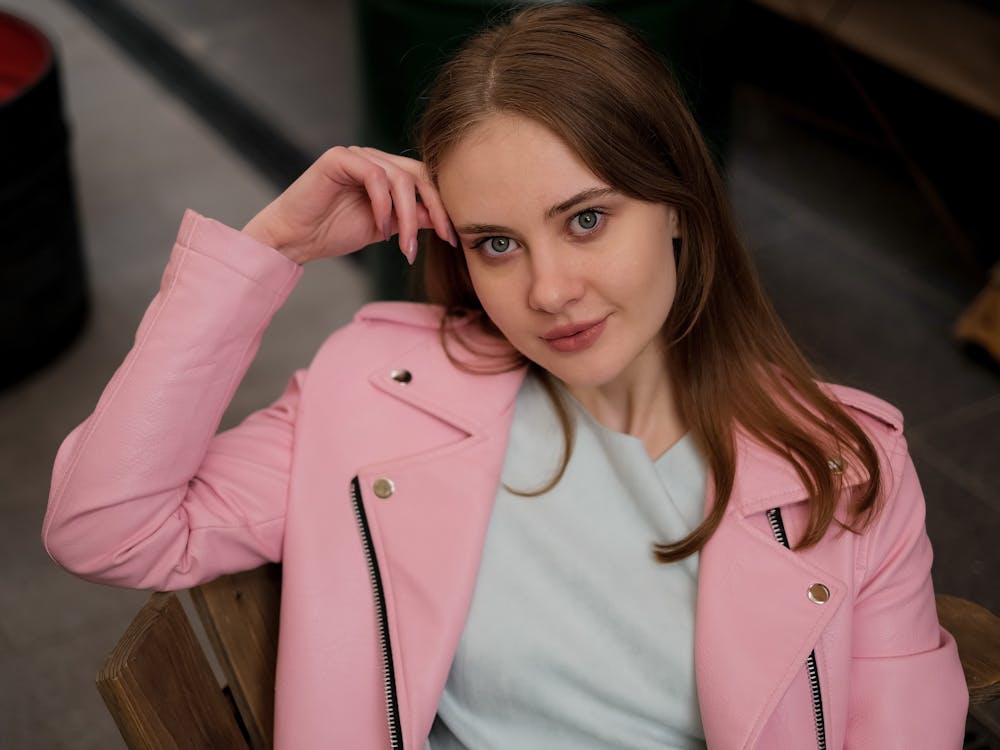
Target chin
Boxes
[531,358,623,390]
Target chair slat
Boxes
[190,563,281,750]
[97,592,250,749]
[937,593,1000,705]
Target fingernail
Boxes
[449,229,459,249]
[405,238,418,266]
[383,220,392,243]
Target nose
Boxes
[527,243,584,313]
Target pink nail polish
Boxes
[405,238,418,265]
[383,220,392,243]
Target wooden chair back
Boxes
[97,563,281,750]
[937,594,1000,706]
[97,564,999,749]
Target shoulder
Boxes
[315,302,458,356]
[320,301,509,366]
[821,383,921,535]
[822,382,903,437]
[352,301,450,329]
[304,301,503,383]
[821,382,907,468]
[299,301,525,431]
[732,382,907,515]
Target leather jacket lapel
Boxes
[366,322,526,437]
[696,507,846,748]
[358,341,526,747]
[695,434,855,749]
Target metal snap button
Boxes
[827,458,844,475]
[390,369,412,384]
[808,583,831,604]
[372,478,395,499]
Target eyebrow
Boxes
[545,187,617,219]
[455,186,618,235]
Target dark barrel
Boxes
[0,10,88,390]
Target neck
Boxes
[565,348,686,460]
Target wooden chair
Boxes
[98,563,281,750]
[938,595,1000,706]
[97,563,1000,749]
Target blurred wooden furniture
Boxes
[97,563,281,750]
[97,561,1000,748]
[750,0,1000,363]
[752,0,1000,122]
[955,264,1000,366]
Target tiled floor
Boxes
[0,1,996,748]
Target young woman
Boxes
[43,5,967,749]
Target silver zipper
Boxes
[766,507,827,750]
[351,476,403,749]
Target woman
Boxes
[43,5,967,749]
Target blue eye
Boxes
[569,209,604,234]
[474,236,520,257]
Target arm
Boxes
[43,148,455,591]
[43,211,304,590]
[846,437,968,748]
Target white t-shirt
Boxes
[429,374,708,749]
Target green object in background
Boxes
[356,0,735,300]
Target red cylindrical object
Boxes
[0,12,51,102]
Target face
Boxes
[436,114,681,394]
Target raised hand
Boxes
[241,146,457,265]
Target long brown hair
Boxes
[414,3,882,561]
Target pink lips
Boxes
[541,317,608,353]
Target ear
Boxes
[667,206,681,239]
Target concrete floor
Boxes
[0,0,996,747]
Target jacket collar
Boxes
[362,306,528,436]
[362,307,869,511]
[730,427,870,516]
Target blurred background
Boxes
[0,0,998,746]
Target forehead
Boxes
[436,114,604,221]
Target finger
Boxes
[415,203,433,230]
[346,147,423,256]
[372,150,457,248]
[384,206,436,239]
[360,148,458,248]
[352,147,420,254]
[328,147,394,244]
[386,171,421,264]
[415,179,458,248]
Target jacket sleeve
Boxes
[846,436,969,748]
[43,210,305,591]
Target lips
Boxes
[541,316,608,353]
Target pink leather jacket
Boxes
[44,212,968,749]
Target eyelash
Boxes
[568,208,606,235]
[470,208,607,258]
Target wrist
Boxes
[241,216,306,265]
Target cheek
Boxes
[653,251,678,303]
[625,235,678,320]
[463,257,490,305]
[617,230,676,289]
[464,259,513,324]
